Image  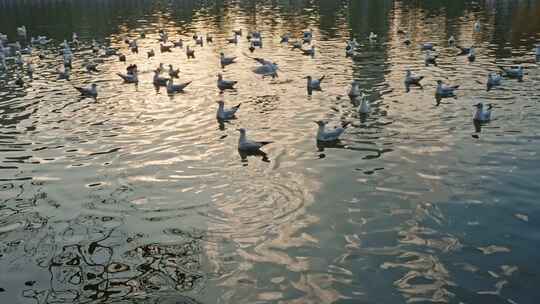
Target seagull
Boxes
[15,75,24,86]
[290,41,302,50]
[140,32,145,38]
[237,128,272,152]
[130,40,138,53]
[119,53,126,62]
[117,71,138,83]
[448,36,455,45]
[315,120,350,142]
[358,93,370,114]
[306,75,324,95]
[301,45,315,57]
[456,45,473,56]
[206,34,213,43]
[147,49,155,59]
[227,35,238,44]
[160,44,172,53]
[436,80,459,98]
[173,39,183,48]
[302,29,313,44]
[499,65,523,81]
[153,70,169,86]
[474,21,481,32]
[186,46,195,59]
[249,41,256,53]
[159,31,168,43]
[216,100,241,120]
[17,26,27,37]
[220,52,237,68]
[168,64,180,78]
[369,32,378,41]
[74,83,98,98]
[468,47,476,62]
[420,42,435,51]
[486,72,502,91]
[166,79,191,94]
[126,64,138,75]
[217,73,237,91]
[404,70,424,92]
[348,80,361,99]
[196,36,203,47]
[424,51,438,66]
[404,35,411,46]
[57,67,70,80]
[473,102,492,122]
[252,62,279,78]
[83,59,99,72]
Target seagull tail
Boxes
[341,121,351,129]
[258,141,273,147]
[452,85,460,89]
[319,75,326,82]
[233,103,241,110]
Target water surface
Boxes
[1,0,540,303]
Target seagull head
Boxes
[405,70,411,76]
[91,83,97,88]
[473,102,483,108]
[236,128,246,134]
[436,80,443,85]
[217,73,223,80]
[305,76,312,80]
[314,120,326,126]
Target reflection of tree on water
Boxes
[0,184,205,304]
[22,217,205,304]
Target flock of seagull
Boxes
[1,23,540,159]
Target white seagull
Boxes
[237,128,272,152]
[216,100,241,120]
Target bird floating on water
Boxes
[160,44,172,53]
[315,120,350,142]
[153,70,169,86]
[424,51,438,66]
[217,73,237,91]
[220,52,237,68]
[166,79,191,94]
[117,71,138,84]
[306,75,324,95]
[186,46,195,59]
[456,45,473,56]
[348,80,361,99]
[404,70,424,92]
[473,102,492,122]
[486,72,502,91]
[358,94,370,114]
[147,49,155,58]
[448,36,455,45]
[436,80,459,98]
[75,83,98,98]
[237,128,272,152]
[168,64,180,78]
[173,39,183,48]
[474,21,481,32]
[499,65,523,81]
[468,47,476,62]
[217,100,241,120]
[206,34,213,43]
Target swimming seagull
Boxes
[147,49,155,58]
[237,128,272,152]
[474,21,481,32]
[117,71,138,84]
[74,83,98,98]
[206,34,213,43]
[249,41,256,53]
[17,26,27,37]
[456,45,473,56]
[404,70,424,92]
[252,62,279,78]
[420,42,435,51]
[166,79,191,94]
[468,47,476,62]
[217,73,237,91]
[227,35,238,44]
[119,53,126,62]
[216,100,241,120]
[153,70,169,86]
[186,46,195,59]
[348,80,361,99]
[358,93,370,114]
[301,45,316,57]
[303,29,313,44]
[473,102,492,122]
[436,80,459,98]
[448,35,455,45]
[173,39,183,48]
[168,64,180,78]
[486,72,502,91]
[306,75,325,95]
[220,52,237,68]
[160,44,172,53]
[424,51,438,66]
[499,65,523,81]
[130,40,138,53]
[315,120,350,142]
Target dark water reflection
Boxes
[1,0,540,303]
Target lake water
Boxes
[1,0,540,303]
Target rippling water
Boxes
[1,0,540,303]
